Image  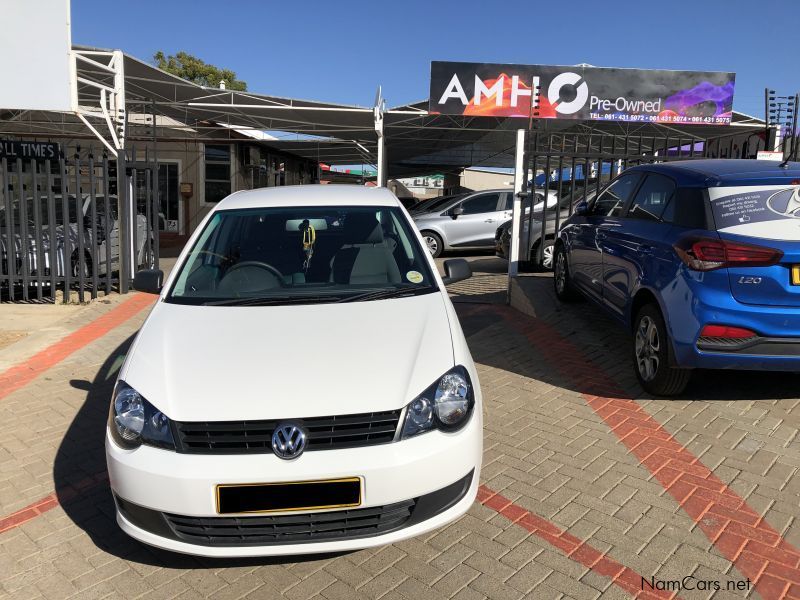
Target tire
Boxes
[422,231,443,258]
[633,304,692,396]
[71,252,92,279]
[553,244,579,301]
[532,239,555,271]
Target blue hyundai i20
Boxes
[553,159,800,396]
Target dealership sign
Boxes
[429,61,735,125]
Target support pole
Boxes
[374,86,386,187]
[507,129,526,302]
[118,149,130,293]
[376,132,386,187]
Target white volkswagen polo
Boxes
[105,185,483,557]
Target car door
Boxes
[600,173,675,318]
[445,192,505,247]
[569,173,642,301]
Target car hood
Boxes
[122,292,455,422]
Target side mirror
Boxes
[451,206,464,219]
[441,258,472,285]
[574,201,589,216]
[133,269,163,294]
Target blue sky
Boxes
[71,0,798,119]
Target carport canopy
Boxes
[0,47,768,176]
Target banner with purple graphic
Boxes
[430,61,736,125]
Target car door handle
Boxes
[484,219,496,223]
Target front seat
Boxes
[330,213,401,285]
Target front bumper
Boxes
[106,412,482,556]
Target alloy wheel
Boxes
[541,244,554,270]
[424,235,439,256]
[635,316,660,382]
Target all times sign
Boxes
[0,140,61,161]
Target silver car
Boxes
[0,195,152,281]
[413,188,557,257]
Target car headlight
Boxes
[108,381,175,450]
[401,366,474,439]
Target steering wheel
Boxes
[223,261,286,288]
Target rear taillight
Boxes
[699,324,757,339]
[673,236,783,271]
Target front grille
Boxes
[173,410,402,454]
[164,499,415,546]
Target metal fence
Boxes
[0,145,159,302]
[518,130,744,266]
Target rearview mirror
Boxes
[451,206,464,219]
[441,258,472,285]
[574,201,589,216]
[133,269,164,295]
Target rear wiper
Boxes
[337,286,436,303]
[204,294,343,306]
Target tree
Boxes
[153,51,247,91]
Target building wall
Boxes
[0,131,319,239]
[460,169,514,191]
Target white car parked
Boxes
[106,185,483,557]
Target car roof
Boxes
[626,159,800,187]
[215,184,400,210]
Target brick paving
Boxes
[0,260,798,599]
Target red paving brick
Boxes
[478,485,679,599]
[479,303,800,600]
[0,472,109,534]
[0,293,154,402]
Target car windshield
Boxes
[168,205,439,305]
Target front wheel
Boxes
[71,252,92,279]
[633,304,691,396]
[422,231,443,258]
[536,240,555,271]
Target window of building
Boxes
[204,144,231,203]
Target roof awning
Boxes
[1,47,768,175]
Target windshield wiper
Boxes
[203,294,344,306]
[337,286,436,303]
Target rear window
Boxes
[708,185,800,240]
[662,188,707,229]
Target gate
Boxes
[0,144,159,302]
[516,129,749,267]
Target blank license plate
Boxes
[792,265,800,286]
[216,478,361,514]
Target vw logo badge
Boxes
[271,423,307,459]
